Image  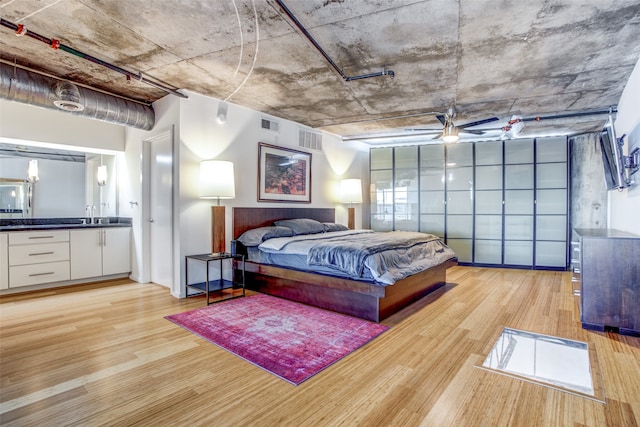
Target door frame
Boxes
[141,127,177,291]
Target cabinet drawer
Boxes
[9,242,70,266]
[9,230,69,245]
[9,261,70,287]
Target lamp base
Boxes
[211,206,226,254]
[347,207,355,230]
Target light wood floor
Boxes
[1,267,638,426]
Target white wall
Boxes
[119,90,368,297]
[611,57,640,235]
[121,95,180,284]
[173,91,367,297]
[0,99,125,151]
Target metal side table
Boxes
[185,253,245,305]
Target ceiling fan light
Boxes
[442,123,459,143]
[442,134,459,143]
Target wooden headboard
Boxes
[233,207,335,239]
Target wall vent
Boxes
[261,117,279,132]
[299,128,323,151]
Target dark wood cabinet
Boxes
[573,228,640,336]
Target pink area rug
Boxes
[165,294,389,385]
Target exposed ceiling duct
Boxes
[0,62,155,131]
[1,17,186,100]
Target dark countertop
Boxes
[573,228,640,239]
[0,217,132,232]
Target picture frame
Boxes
[258,142,312,203]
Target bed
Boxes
[232,207,457,322]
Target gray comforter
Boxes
[258,230,456,285]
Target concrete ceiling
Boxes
[1,0,639,144]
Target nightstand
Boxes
[185,253,245,305]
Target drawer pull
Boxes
[29,272,55,277]
[28,236,55,239]
[29,251,55,256]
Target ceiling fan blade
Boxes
[404,128,442,132]
[460,129,485,135]
[458,117,499,128]
[436,114,446,125]
[431,133,444,140]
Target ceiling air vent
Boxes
[261,118,279,132]
[299,128,323,151]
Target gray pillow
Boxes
[237,226,294,246]
[323,222,349,232]
[273,218,326,235]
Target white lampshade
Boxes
[199,160,235,200]
[27,159,39,183]
[97,165,108,186]
[340,178,363,204]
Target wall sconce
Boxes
[200,160,235,254]
[27,159,39,183]
[97,165,108,186]
[340,178,363,229]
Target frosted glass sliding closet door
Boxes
[504,139,535,266]
[419,144,445,238]
[475,141,504,265]
[444,143,474,263]
[535,137,568,268]
[369,136,568,270]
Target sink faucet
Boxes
[85,205,96,224]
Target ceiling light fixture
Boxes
[442,122,459,143]
[216,102,228,124]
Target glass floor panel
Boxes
[477,327,605,402]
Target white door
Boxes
[143,129,174,287]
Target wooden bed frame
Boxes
[232,207,457,322]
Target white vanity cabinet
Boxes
[7,230,71,287]
[70,228,131,280]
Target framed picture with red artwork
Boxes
[258,142,311,203]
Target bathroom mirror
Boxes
[0,143,118,218]
[0,178,30,218]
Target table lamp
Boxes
[200,160,235,254]
[340,178,362,229]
